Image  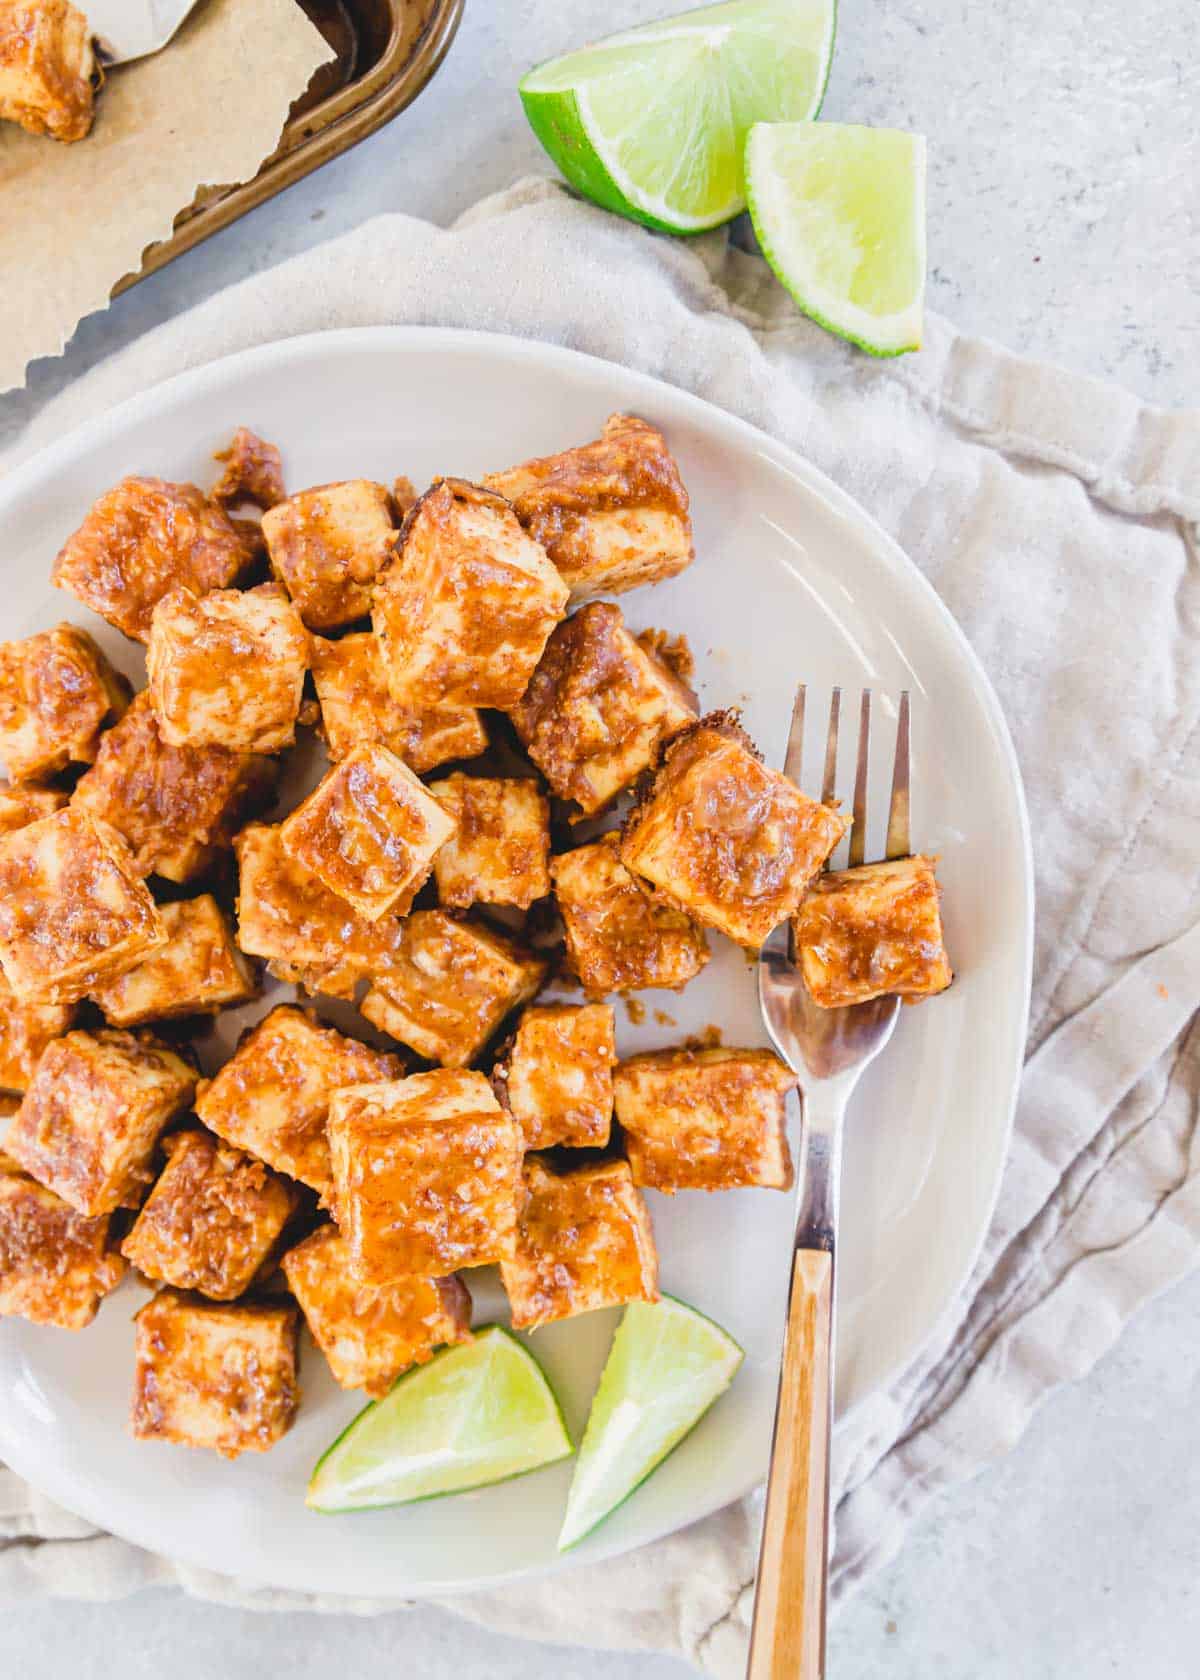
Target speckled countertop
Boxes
[1,1,1196,1675]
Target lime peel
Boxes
[521,0,837,235]
[745,120,927,356]
[307,1326,572,1513]
[559,1296,743,1550]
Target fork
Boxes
[747,686,912,1680]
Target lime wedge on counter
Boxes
[558,1297,743,1550]
[307,1327,572,1512]
[745,121,927,355]
[520,0,837,234]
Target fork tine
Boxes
[821,688,841,806]
[885,690,911,860]
[847,691,871,868]
[783,683,806,784]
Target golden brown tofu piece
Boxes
[0,624,129,783]
[262,480,395,632]
[147,583,309,754]
[0,781,67,836]
[0,809,167,1004]
[328,1070,521,1280]
[310,632,487,774]
[280,743,455,922]
[0,975,72,1091]
[282,1223,472,1397]
[791,854,953,1007]
[550,835,709,994]
[195,1004,402,1201]
[72,692,275,883]
[0,0,94,142]
[621,718,849,948]
[91,895,258,1027]
[498,1003,615,1150]
[361,910,547,1068]
[0,1149,125,1328]
[130,1288,299,1458]
[121,1130,299,1301]
[5,1028,195,1215]
[614,1047,796,1193]
[52,477,256,642]
[510,603,696,814]
[429,773,551,910]
[484,414,693,599]
[210,428,285,513]
[234,821,398,999]
[500,1157,658,1331]
[373,479,568,710]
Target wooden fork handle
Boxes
[747,1245,834,1680]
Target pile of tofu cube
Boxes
[0,415,950,1461]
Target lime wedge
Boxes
[745,121,926,355]
[307,1326,572,1512]
[520,0,837,235]
[558,1296,743,1550]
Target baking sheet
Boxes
[1,0,332,394]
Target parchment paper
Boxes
[0,0,332,394]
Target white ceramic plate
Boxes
[0,328,1032,1598]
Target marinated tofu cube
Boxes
[310,632,487,773]
[0,624,130,783]
[72,691,275,883]
[147,583,309,753]
[373,479,568,710]
[262,480,395,631]
[791,854,953,1007]
[550,835,709,994]
[484,414,693,599]
[0,0,95,142]
[429,773,551,910]
[234,821,397,999]
[328,1070,521,1280]
[360,910,546,1068]
[500,1157,658,1331]
[130,1288,299,1458]
[121,1130,299,1301]
[195,1004,402,1201]
[5,1028,195,1215]
[282,1224,472,1397]
[0,809,167,1004]
[52,476,256,642]
[0,1150,125,1329]
[210,428,285,512]
[620,717,849,948]
[0,977,72,1092]
[0,781,67,837]
[510,603,696,814]
[279,743,455,922]
[498,1003,615,1150]
[91,895,258,1027]
[614,1047,796,1193]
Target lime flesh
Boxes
[746,120,927,355]
[558,1296,743,1550]
[307,1326,572,1512]
[521,0,837,235]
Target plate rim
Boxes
[0,323,1034,1595]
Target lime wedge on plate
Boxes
[520,0,837,234]
[307,1327,572,1512]
[559,1297,743,1550]
[746,121,926,355]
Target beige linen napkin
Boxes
[2,178,1198,1677]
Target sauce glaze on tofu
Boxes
[550,835,709,995]
[0,1149,125,1329]
[310,631,487,773]
[0,0,95,143]
[0,624,129,783]
[484,414,694,599]
[792,854,953,1007]
[620,715,849,948]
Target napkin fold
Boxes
[2,178,1198,1677]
